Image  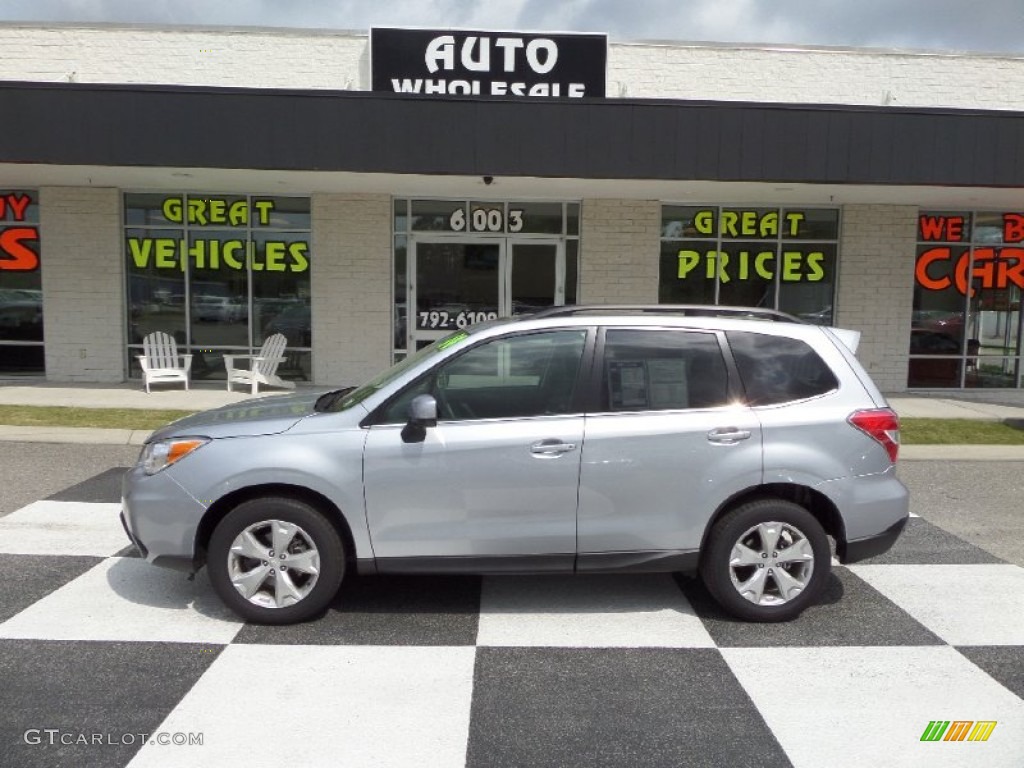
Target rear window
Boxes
[727,331,838,405]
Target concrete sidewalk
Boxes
[1,382,1023,459]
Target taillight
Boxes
[848,408,900,463]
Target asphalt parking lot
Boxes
[0,443,1022,768]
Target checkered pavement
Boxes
[1,468,1022,768]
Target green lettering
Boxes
[740,211,757,236]
[254,200,275,226]
[677,250,701,278]
[187,238,207,269]
[289,242,310,273]
[694,210,714,235]
[208,199,227,224]
[785,212,805,237]
[162,197,183,223]
[228,201,249,226]
[265,241,287,272]
[737,250,749,281]
[782,251,802,281]
[721,212,738,237]
[754,251,774,279]
[128,238,152,268]
[760,212,779,237]
[154,239,179,269]
[806,251,825,281]
[714,251,730,283]
[222,240,244,269]
[188,199,207,225]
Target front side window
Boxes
[602,329,730,411]
[727,331,838,405]
[381,329,587,422]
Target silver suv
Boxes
[121,306,909,624]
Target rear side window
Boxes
[602,329,730,411]
[727,331,838,405]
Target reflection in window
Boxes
[1,189,44,374]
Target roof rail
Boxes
[528,304,804,323]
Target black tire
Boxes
[208,496,345,625]
[700,499,830,622]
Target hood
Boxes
[147,390,327,443]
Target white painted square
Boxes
[850,563,1024,645]
[476,574,715,648]
[722,646,1024,768]
[0,500,127,556]
[0,557,242,644]
[127,644,477,768]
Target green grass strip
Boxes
[0,405,196,430]
[900,418,1024,445]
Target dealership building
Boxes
[2,22,1024,392]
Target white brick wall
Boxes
[579,199,661,304]
[311,193,391,386]
[2,23,1024,111]
[39,187,125,382]
[836,205,918,393]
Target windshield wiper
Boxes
[313,387,356,412]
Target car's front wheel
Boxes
[208,497,345,624]
[700,499,830,622]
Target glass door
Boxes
[507,239,564,316]
[409,237,566,351]
[410,238,504,350]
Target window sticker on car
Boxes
[438,331,469,350]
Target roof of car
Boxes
[527,304,804,323]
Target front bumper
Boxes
[121,463,208,572]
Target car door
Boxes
[576,327,763,565]
[363,328,591,568]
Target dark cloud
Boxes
[2,0,1023,54]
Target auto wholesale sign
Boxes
[370,28,607,99]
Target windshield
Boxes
[326,330,471,412]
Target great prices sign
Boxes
[0,192,40,272]
[916,213,1024,296]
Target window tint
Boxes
[381,330,587,422]
[727,331,838,405]
[602,330,729,411]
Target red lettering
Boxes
[996,248,1024,290]
[0,227,40,271]
[1003,214,1024,244]
[5,194,32,222]
[915,247,953,290]
[918,215,965,242]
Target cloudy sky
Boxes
[1,0,1023,54]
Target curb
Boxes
[0,426,152,445]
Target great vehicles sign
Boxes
[370,28,607,99]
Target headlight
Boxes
[141,437,210,475]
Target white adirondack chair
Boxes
[224,333,296,395]
[137,331,192,393]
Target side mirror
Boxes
[401,394,437,443]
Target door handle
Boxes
[530,439,578,456]
[707,427,752,445]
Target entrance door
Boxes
[409,238,564,350]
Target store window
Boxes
[392,199,580,362]
[125,194,312,381]
[659,206,839,324]
[910,211,1023,388]
[0,190,43,375]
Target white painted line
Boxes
[477,574,715,648]
[0,558,242,644]
[722,645,1024,768]
[127,645,476,768]
[0,500,127,556]
[850,563,1024,646]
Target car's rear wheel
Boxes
[208,497,345,624]
[700,499,830,622]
